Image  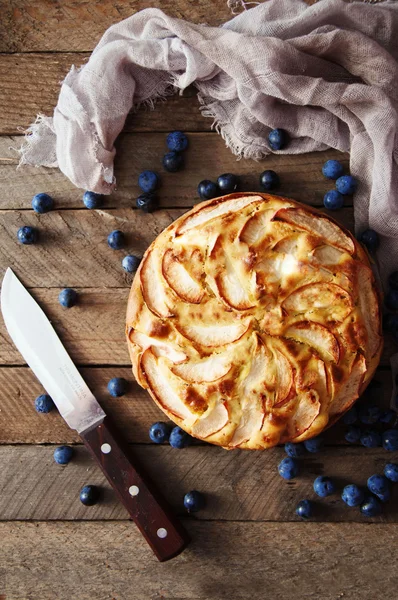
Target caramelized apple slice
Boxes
[177,319,251,347]
[129,330,187,363]
[140,250,173,318]
[171,352,231,383]
[285,321,340,363]
[230,401,265,446]
[141,350,193,420]
[241,336,270,395]
[273,349,293,404]
[215,253,255,310]
[274,207,355,254]
[162,249,204,304]
[176,195,264,235]
[192,403,229,438]
[285,390,321,439]
[329,354,366,417]
[282,282,352,320]
[312,244,345,265]
[238,209,275,245]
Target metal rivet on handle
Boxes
[157,528,168,539]
[101,443,111,454]
[129,485,139,497]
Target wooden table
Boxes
[1,1,398,599]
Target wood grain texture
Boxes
[0,206,355,287]
[0,1,233,53]
[1,444,398,522]
[2,521,398,600]
[0,134,350,209]
[0,367,392,444]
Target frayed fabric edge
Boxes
[196,91,269,161]
[17,114,58,169]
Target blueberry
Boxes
[313,476,336,498]
[163,151,184,172]
[367,474,390,502]
[107,230,125,250]
[385,290,398,311]
[166,131,188,153]
[382,429,398,451]
[284,442,305,458]
[322,160,344,180]
[136,192,157,213]
[58,288,78,308]
[278,457,299,480]
[323,190,344,211]
[122,255,141,273]
[360,495,382,517]
[360,430,381,448]
[268,128,288,150]
[295,499,312,519]
[359,404,381,425]
[345,426,361,443]
[343,407,358,425]
[169,426,192,449]
[358,229,379,252]
[197,180,219,200]
[335,175,358,195]
[83,191,102,209]
[384,463,398,482]
[379,410,395,425]
[138,170,159,193]
[107,377,128,397]
[260,170,280,191]
[149,422,172,444]
[35,394,55,413]
[80,485,100,506]
[303,436,324,453]
[217,173,239,194]
[32,192,54,213]
[183,490,205,513]
[17,226,38,245]
[53,445,73,465]
[341,484,364,507]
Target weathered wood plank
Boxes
[0,1,233,53]
[0,207,183,286]
[0,289,131,366]
[2,521,398,600]
[0,366,392,444]
[1,444,398,522]
[0,206,355,287]
[0,54,209,134]
[0,133,350,209]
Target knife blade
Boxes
[1,268,190,561]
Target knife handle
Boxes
[81,416,190,562]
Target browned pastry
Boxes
[126,193,383,449]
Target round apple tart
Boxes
[126,193,382,449]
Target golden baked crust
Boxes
[126,193,383,449]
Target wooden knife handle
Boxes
[81,416,190,562]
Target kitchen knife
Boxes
[1,268,190,561]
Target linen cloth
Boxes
[20,0,398,286]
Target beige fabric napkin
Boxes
[20,0,398,288]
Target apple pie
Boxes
[126,193,382,449]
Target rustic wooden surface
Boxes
[0,1,396,599]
